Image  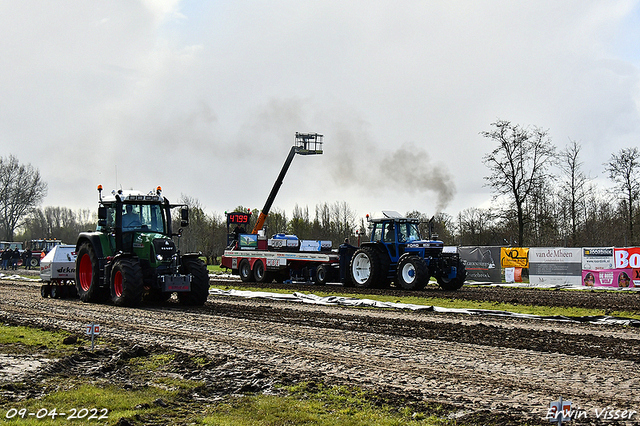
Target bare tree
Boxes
[0,155,48,241]
[288,204,311,238]
[604,147,640,245]
[456,207,495,246]
[331,201,356,241]
[19,206,95,243]
[263,207,288,235]
[480,120,556,246]
[558,139,590,246]
[175,195,216,262]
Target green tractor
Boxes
[74,185,210,307]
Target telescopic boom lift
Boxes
[251,132,323,234]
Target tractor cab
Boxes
[94,186,190,274]
[366,211,444,264]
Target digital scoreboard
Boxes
[227,212,251,226]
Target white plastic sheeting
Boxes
[208,288,640,327]
[470,281,640,291]
[0,273,40,282]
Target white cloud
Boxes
[0,0,639,228]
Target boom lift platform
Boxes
[251,133,323,234]
[222,132,330,283]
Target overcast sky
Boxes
[2,1,640,223]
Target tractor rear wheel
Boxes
[75,242,109,303]
[40,285,50,298]
[253,259,271,283]
[239,259,252,282]
[350,247,384,288]
[30,257,39,268]
[178,257,210,306]
[437,261,467,291]
[110,258,144,306]
[396,255,429,290]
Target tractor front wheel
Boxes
[396,255,429,290]
[437,261,467,291]
[178,257,210,306]
[110,258,144,307]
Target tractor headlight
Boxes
[156,254,163,261]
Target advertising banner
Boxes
[458,246,501,282]
[501,247,529,268]
[582,247,614,270]
[528,247,582,286]
[582,269,636,288]
[614,247,640,268]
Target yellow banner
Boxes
[501,247,529,268]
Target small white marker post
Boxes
[549,396,571,425]
[85,323,100,351]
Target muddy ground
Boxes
[1,275,640,425]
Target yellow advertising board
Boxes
[501,247,529,268]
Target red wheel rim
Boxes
[79,254,92,291]
[113,270,123,297]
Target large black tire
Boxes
[178,257,210,306]
[30,257,39,268]
[110,258,144,307]
[396,255,429,290]
[238,259,253,282]
[350,247,385,288]
[75,242,109,303]
[40,285,50,298]
[314,264,329,285]
[253,259,271,283]
[437,260,467,291]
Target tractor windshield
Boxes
[122,203,166,233]
[397,222,421,243]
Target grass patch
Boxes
[0,324,84,357]
[207,264,226,274]
[213,284,640,321]
[205,382,453,426]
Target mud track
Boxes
[1,278,640,425]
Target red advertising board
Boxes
[614,247,640,268]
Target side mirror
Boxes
[98,206,107,227]
[180,208,189,227]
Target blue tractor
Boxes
[349,211,466,291]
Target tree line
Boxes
[3,118,640,260]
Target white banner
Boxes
[529,247,582,286]
[582,247,614,270]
